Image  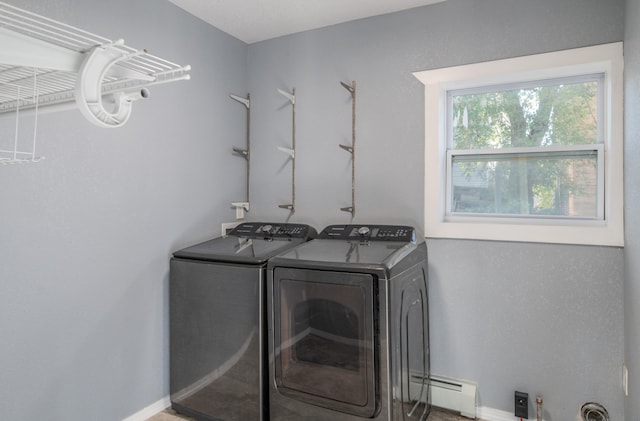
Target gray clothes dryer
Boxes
[266,224,430,421]
[170,222,316,421]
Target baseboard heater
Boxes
[411,373,477,419]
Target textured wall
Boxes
[0,1,247,420]
[625,0,640,418]
[246,0,625,419]
[0,0,630,420]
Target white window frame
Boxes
[414,42,624,246]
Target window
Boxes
[414,43,623,246]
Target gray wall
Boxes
[0,0,632,420]
[625,0,640,418]
[0,1,247,420]
[246,0,626,419]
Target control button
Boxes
[357,226,370,236]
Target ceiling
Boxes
[167,0,447,44]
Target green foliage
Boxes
[450,78,599,217]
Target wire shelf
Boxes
[0,1,190,131]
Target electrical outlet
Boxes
[515,390,529,418]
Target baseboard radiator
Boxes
[411,374,478,419]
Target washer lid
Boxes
[269,238,418,270]
[173,222,316,264]
[268,224,420,268]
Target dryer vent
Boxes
[580,402,609,421]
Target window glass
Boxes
[413,42,624,246]
[449,149,599,218]
[449,76,601,149]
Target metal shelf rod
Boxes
[230,93,251,205]
[277,87,296,213]
[339,80,356,216]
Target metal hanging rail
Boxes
[339,80,356,216]
[277,88,296,213]
[230,93,250,219]
[0,1,190,133]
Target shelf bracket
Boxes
[278,87,296,213]
[277,88,296,105]
[230,93,251,215]
[230,94,250,109]
[75,41,148,128]
[277,146,295,159]
[231,201,250,219]
[339,80,356,216]
[339,144,353,154]
[0,1,191,133]
[232,147,248,158]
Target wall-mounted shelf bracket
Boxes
[229,93,251,218]
[232,147,248,158]
[339,80,356,216]
[277,146,295,159]
[277,88,296,213]
[230,94,250,109]
[339,144,353,154]
[231,201,250,219]
[340,80,356,95]
[0,1,191,131]
[277,88,296,105]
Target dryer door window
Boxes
[273,268,377,418]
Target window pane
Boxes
[451,76,601,150]
[450,151,598,218]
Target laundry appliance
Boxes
[266,224,430,421]
[169,222,316,421]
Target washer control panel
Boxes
[319,225,416,243]
[229,222,316,239]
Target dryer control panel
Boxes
[319,224,416,243]
[230,222,317,239]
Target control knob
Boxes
[357,226,370,236]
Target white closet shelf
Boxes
[0,1,190,128]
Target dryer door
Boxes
[272,268,377,418]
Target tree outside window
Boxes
[448,75,602,218]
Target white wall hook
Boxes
[277,88,295,105]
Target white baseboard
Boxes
[477,407,515,421]
[121,395,171,421]
[478,406,542,421]
[426,374,477,418]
